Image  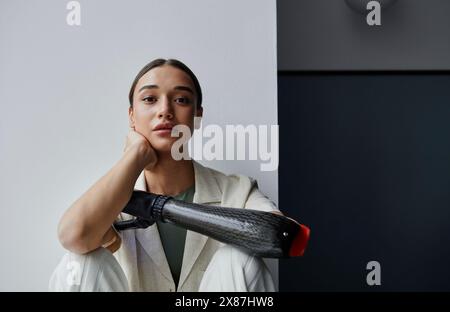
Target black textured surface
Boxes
[115,191,303,258]
[163,199,300,258]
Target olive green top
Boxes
[156,185,195,288]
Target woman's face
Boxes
[129,65,202,153]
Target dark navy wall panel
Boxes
[278,74,450,291]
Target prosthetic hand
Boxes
[114,191,310,258]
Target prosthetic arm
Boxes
[113,191,310,258]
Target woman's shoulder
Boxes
[193,161,279,212]
[193,160,256,190]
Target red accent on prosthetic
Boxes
[289,224,310,257]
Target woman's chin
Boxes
[150,141,177,155]
[150,133,184,155]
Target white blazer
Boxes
[114,160,279,292]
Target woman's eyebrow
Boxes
[138,85,193,94]
[138,84,158,93]
[174,86,194,94]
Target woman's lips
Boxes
[153,122,176,137]
[153,128,173,136]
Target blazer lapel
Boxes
[135,224,174,283]
[177,160,223,289]
[133,161,224,289]
[133,171,174,283]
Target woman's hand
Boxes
[124,128,158,170]
[58,127,158,254]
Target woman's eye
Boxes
[143,96,157,103]
[175,97,191,104]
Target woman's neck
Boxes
[144,157,195,196]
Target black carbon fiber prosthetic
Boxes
[115,190,304,258]
[161,199,300,258]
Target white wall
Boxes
[0,0,278,291]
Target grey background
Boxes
[278,0,450,70]
[0,0,278,291]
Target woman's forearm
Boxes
[57,145,148,254]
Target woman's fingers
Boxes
[123,128,158,170]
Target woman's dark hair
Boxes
[128,58,202,109]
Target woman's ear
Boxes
[128,106,135,129]
[194,106,203,129]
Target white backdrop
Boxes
[0,0,278,291]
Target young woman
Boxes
[50,59,281,292]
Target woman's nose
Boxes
[157,96,174,119]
